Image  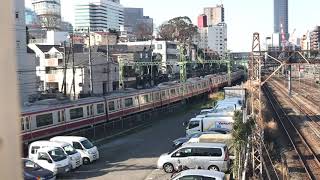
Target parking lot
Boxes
[58,108,198,180]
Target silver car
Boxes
[171,169,225,180]
[157,143,230,173]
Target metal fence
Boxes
[66,102,184,143]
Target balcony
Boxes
[45,74,58,83]
[44,58,59,67]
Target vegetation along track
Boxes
[263,84,320,180]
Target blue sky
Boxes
[26,0,319,51]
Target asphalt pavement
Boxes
[58,108,199,180]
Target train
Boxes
[20,70,244,143]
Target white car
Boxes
[28,141,82,169]
[50,136,99,164]
[171,169,225,180]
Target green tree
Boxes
[158,16,198,44]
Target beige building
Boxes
[204,4,224,26]
[85,32,118,47]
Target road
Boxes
[58,108,199,180]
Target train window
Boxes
[124,98,133,107]
[143,95,149,103]
[108,101,115,111]
[97,103,105,114]
[36,113,53,127]
[21,118,24,131]
[25,117,30,130]
[170,89,176,96]
[154,92,160,101]
[57,111,61,122]
[61,110,65,122]
[180,87,184,94]
[161,91,166,99]
[70,107,84,120]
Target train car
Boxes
[20,71,244,143]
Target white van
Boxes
[28,141,82,169]
[28,146,71,175]
[157,143,230,173]
[50,136,99,164]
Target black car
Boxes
[23,159,56,180]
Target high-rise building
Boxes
[123,8,153,39]
[31,0,62,30]
[74,0,124,32]
[310,26,320,51]
[197,14,208,28]
[124,8,143,30]
[274,0,288,34]
[198,23,227,56]
[204,4,224,26]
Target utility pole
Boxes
[63,41,67,95]
[71,33,76,99]
[88,28,94,95]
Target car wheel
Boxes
[163,163,174,173]
[83,157,90,165]
[208,165,219,171]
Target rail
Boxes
[263,84,320,179]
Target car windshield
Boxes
[63,145,78,155]
[81,140,94,149]
[48,148,67,162]
[24,160,41,170]
[187,121,199,129]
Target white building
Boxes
[198,23,227,56]
[118,40,179,73]
[28,44,119,99]
[74,0,124,31]
[29,30,69,45]
[15,0,38,104]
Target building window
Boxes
[16,41,20,48]
[15,12,19,19]
[157,44,162,50]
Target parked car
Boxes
[171,169,225,180]
[50,136,99,164]
[157,143,230,173]
[23,158,56,180]
[28,141,82,169]
[28,146,71,175]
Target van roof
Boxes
[37,146,58,152]
[51,136,87,141]
[29,140,69,147]
[182,142,227,148]
[178,169,225,178]
[189,118,203,121]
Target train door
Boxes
[57,110,65,123]
[87,105,94,118]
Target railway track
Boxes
[271,79,320,137]
[263,84,320,179]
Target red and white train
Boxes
[20,71,244,143]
